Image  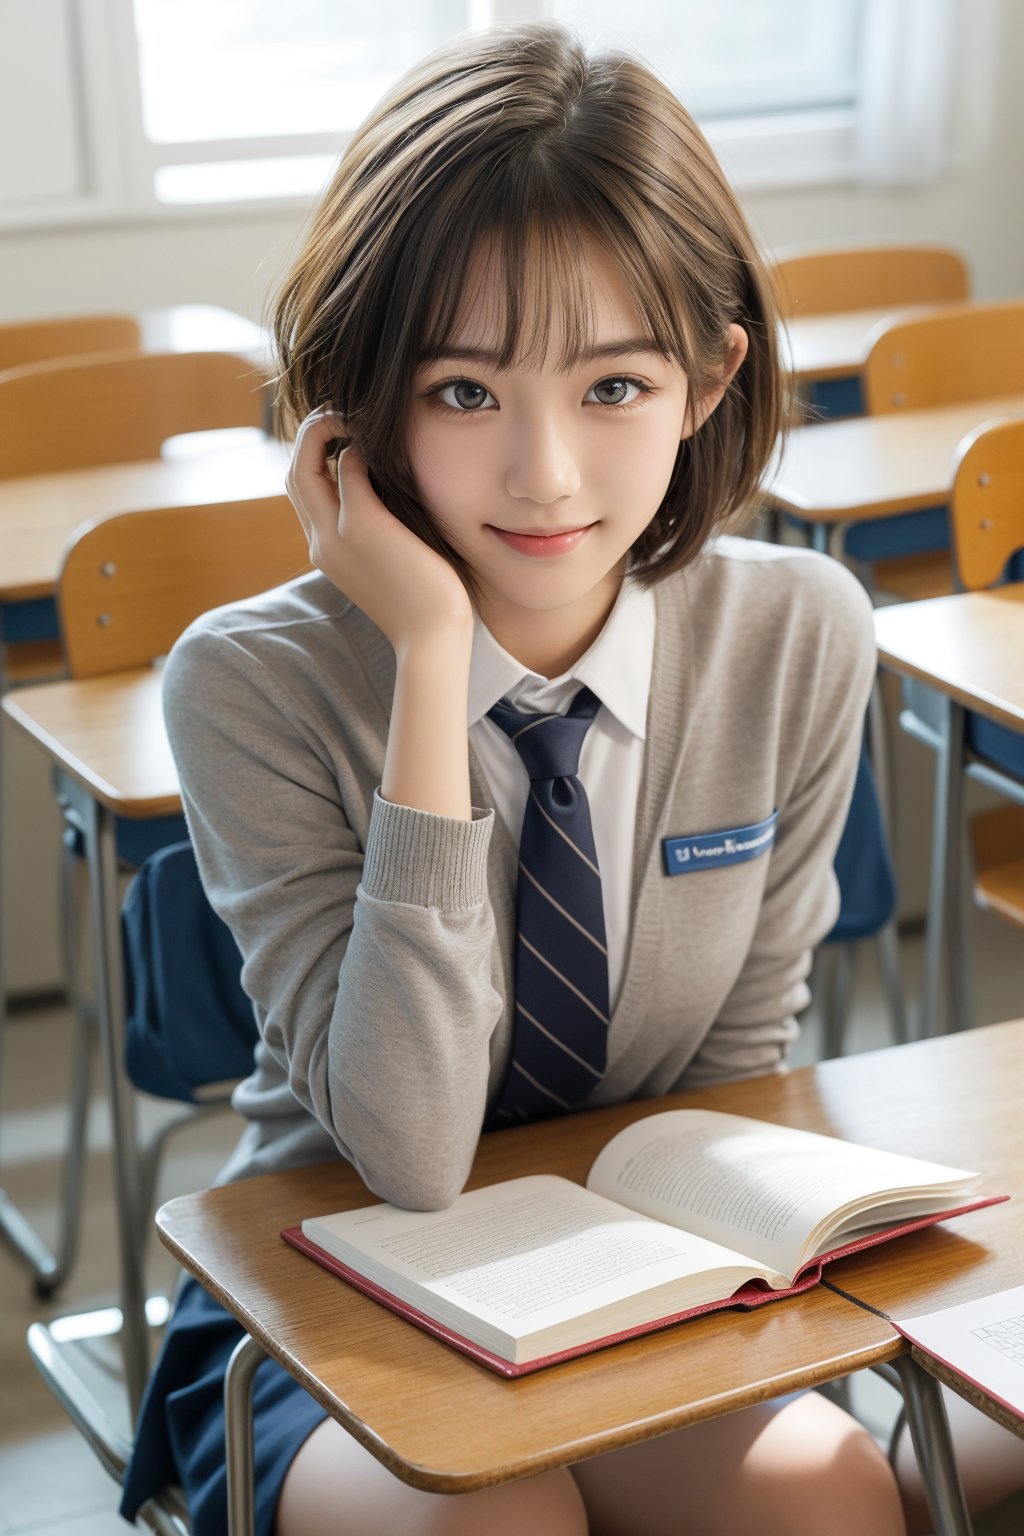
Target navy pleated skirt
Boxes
[120,1278,327,1536]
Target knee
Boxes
[446,1467,587,1536]
[783,1419,906,1536]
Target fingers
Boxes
[285,407,351,524]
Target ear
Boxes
[681,324,749,440]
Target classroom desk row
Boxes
[158,1019,1024,1536]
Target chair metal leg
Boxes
[0,670,97,1297]
[70,777,150,1416]
[875,918,910,1045]
[921,700,968,1037]
[224,1332,267,1536]
[822,944,856,1059]
[889,1356,973,1536]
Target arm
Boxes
[164,627,500,1209]
[165,413,499,1208]
[683,560,877,1085]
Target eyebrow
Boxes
[416,338,665,367]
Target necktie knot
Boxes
[487,687,601,782]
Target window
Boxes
[0,0,962,229]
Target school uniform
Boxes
[122,536,875,1534]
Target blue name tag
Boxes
[662,810,779,876]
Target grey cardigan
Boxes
[162,537,876,1209]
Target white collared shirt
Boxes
[467,578,656,1011]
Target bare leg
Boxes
[275,1415,588,1536]
[895,1385,1024,1535]
[571,1391,907,1536]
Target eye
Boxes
[585,376,652,408]
[431,378,496,413]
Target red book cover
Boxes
[281,1193,1005,1379]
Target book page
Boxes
[586,1111,977,1281]
[896,1285,1024,1421]
[302,1175,780,1351]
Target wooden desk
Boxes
[811,1021,1024,1441]
[874,585,1024,734]
[0,430,290,603]
[782,304,934,387]
[873,588,1024,1035]
[3,668,183,1411]
[764,394,1024,532]
[3,668,178,817]
[156,1029,1011,1531]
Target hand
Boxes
[285,408,473,654]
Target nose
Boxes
[504,412,582,504]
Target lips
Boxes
[488,523,596,558]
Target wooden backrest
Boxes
[863,301,1024,415]
[771,244,969,319]
[950,419,1024,591]
[0,350,271,479]
[58,497,310,677]
[0,314,142,373]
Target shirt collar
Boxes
[467,576,655,741]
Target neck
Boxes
[477,566,624,678]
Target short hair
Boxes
[272,20,783,593]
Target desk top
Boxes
[873,585,1024,730]
[781,304,935,384]
[0,430,290,602]
[807,1021,1024,1439]
[764,395,1024,523]
[2,668,179,817]
[154,1027,1024,1492]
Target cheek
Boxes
[407,419,486,518]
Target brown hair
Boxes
[272,20,783,593]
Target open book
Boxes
[282,1109,1004,1377]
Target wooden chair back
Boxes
[57,497,310,678]
[772,244,969,319]
[863,301,1024,415]
[950,418,1024,591]
[0,314,142,373]
[0,350,271,479]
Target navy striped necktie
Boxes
[485,685,610,1127]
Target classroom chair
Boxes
[853,299,1024,602]
[0,350,275,1295]
[0,313,142,373]
[771,242,970,420]
[899,417,1024,1035]
[817,733,905,1057]
[28,841,243,1536]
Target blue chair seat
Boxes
[122,840,257,1103]
[827,738,897,944]
[967,716,1024,780]
[63,814,190,868]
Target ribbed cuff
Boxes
[361,788,493,910]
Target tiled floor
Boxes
[0,910,1022,1533]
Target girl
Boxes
[122,20,907,1536]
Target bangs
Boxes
[412,196,689,378]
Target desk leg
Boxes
[892,1355,973,1536]
[810,524,831,555]
[71,779,150,1417]
[224,1333,266,1536]
[0,642,60,1288]
[921,700,971,1036]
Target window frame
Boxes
[0,0,959,232]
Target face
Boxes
[407,237,746,665]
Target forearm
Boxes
[381,631,473,819]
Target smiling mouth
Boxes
[487,523,597,558]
